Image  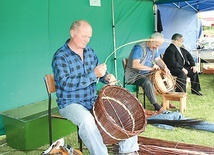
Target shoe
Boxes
[161,103,176,109]
[169,103,176,108]
[119,151,138,155]
[153,103,164,114]
[157,107,164,114]
[192,91,203,96]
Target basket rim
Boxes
[93,85,147,143]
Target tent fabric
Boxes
[157,5,200,56]
[155,0,214,12]
[0,116,5,135]
[0,0,155,132]
[0,0,154,112]
[157,9,163,32]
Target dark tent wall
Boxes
[0,0,154,131]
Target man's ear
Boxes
[70,29,75,38]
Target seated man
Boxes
[52,20,139,155]
[163,33,202,96]
[125,32,175,113]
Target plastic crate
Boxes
[0,100,76,150]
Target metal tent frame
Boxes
[155,0,214,12]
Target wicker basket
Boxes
[152,70,175,94]
[93,85,147,145]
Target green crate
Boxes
[0,100,76,151]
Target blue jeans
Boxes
[59,103,139,155]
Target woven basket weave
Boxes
[152,70,175,94]
[93,85,147,145]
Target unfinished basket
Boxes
[152,70,175,94]
[93,85,147,145]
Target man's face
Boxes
[176,37,184,47]
[71,23,92,49]
[148,40,163,51]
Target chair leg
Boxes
[48,115,52,146]
[77,126,83,152]
[136,86,139,98]
[48,95,53,146]
[162,96,169,110]
[143,92,146,108]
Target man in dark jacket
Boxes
[163,33,202,96]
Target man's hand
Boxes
[163,67,170,75]
[182,68,188,75]
[105,74,117,85]
[191,66,197,73]
[94,64,107,78]
[152,64,160,71]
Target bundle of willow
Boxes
[147,118,204,127]
[145,109,204,127]
[138,136,214,155]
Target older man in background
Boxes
[125,32,176,113]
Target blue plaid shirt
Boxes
[52,39,106,110]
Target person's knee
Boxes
[188,72,196,79]
[175,72,186,82]
[80,114,96,129]
[142,79,152,88]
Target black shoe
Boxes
[192,91,203,96]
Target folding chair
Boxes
[44,74,83,151]
[122,58,146,108]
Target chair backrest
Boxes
[122,58,129,87]
[44,74,56,94]
[122,58,140,99]
[122,58,128,71]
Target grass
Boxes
[142,73,214,147]
[0,74,214,154]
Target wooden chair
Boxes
[122,58,146,108]
[44,74,83,151]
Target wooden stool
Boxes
[162,92,187,113]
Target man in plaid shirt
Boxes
[52,20,139,155]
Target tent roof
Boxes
[155,0,214,12]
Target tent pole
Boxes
[153,4,157,32]
[111,0,117,79]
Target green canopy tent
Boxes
[0,0,155,135]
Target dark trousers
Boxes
[170,66,201,93]
[134,75,157,105]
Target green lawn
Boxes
[0,74,213,154]
[142,73,214,147]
